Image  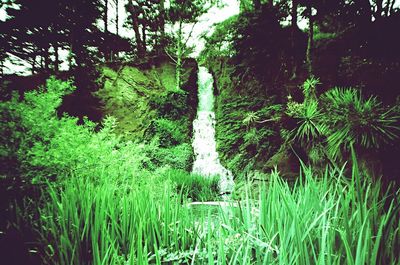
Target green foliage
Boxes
[145,141,193,171]
[321,87,400,158]
[0,77,148,184]
[3,78,399,264]
[232,4,290,84]
[287,100,327,144]
[150,118,186,147]
[215,91,282,174]
[167,0,217,23]
[199,15,238,61]
[242,111,260,127]
[283,79,399,163]
[302,76,320,103]
[21,162,400,264]
[243,128,263,147]
[163,168,219,201]
[35,177,199,264]
[150,91,189,120]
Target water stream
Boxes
[192,66,234,196]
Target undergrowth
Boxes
[19,157,400,264]
[1,78,399,264]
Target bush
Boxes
[286,100,326,144]
[152,118,186,147]
[321,87,400,158]
[0,77,148,184]
[163,168,219,201]
[284,80,399,166]
[144,141,193,171]
[149,91,189,120]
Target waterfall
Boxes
[192,66,234,196]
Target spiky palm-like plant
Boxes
[287,100,327,144]
[321,87,399,159]
[302,76,320,104]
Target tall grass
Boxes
[34,161,399,264]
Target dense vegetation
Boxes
[201,0,400,182]
[1,0,400,264]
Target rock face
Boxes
[192,67,235,195]
[96,58,198,142]
[95,65,164,139]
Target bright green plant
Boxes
[286,100,327,144]
[243,127,262,147]
[0,77,149,184]
[284,77,326,148]
[321,87,400,158]
[144,141,193,171]
[150,118,187,147]
[242,111,260,127]
[28,160,400,264]
[164,168,220,201]
[302,76,320,103]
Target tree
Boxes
[305,1,314,76]
[1,0,103,73]
[114,0,120,36]
[290,0,299,79]
[126,0,145,57]
[167,0,217,90]
[126,0,164,57]
[1,0,58,73]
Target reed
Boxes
[35,159,399,264]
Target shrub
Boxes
[163,168,219,201]
[321,87,400,158]
[149,91,189,120]
[0,77,148,184]
[144,141,193,171]
[286,100,327,144]
[284,80,399,167]
[147,118,186,147]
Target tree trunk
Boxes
[142,21,147,55]
[31,57,36,75]
[375,0,383,20]
[68,44,73,70]
[40,54,44,70]
[115,0,119,35]
[104,0,109,61]
[159,0,165,38]
[290,0,298,80]
[44,47,50,72]
[389,0,395,16]
[0,60,3,77]
[104,0,108,33]
[54,42,59,72]
[384,0,392,16]
[127,0,144,57]
[383,0,395,16]
[306,3,314,76]
[175,20,183,91]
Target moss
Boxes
[95,65,160,140]
[209,60,283,179]
[95,58,198,164]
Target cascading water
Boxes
[192,66,234,196]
